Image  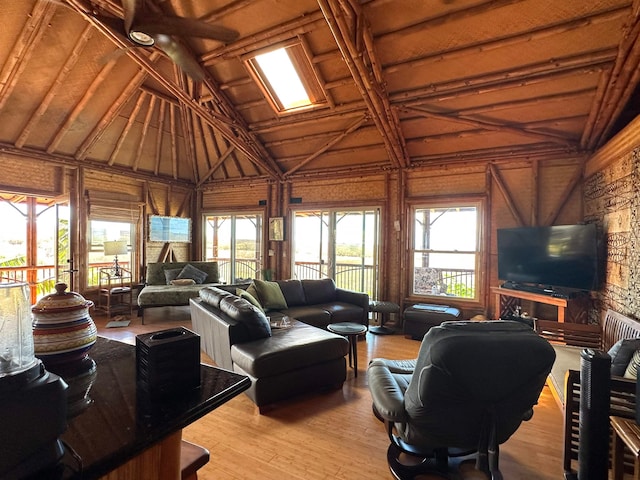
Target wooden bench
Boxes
[534,310,640,477]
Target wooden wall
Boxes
[584,116,640,323]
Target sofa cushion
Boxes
[230,320,348,377]
[164,268,182,285]
[177,263,208,284]
[199,286,235,309]
[316,302,364,324]
[237,288,264,313]
[253,279,288,311]
[171,278,195,286]
[279,306,332,329]
[608,338,640,376]
[276,279,306,306]
[302,278,336,305]
[219,295,271,340]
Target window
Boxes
[244,41,328,115]
[291,208,380,298]
[203,213,263,284]
[410,202,481,300]
[87,220,133,287]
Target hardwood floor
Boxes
[94,307,564,480]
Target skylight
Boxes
[254,49,311,110]
[244,42,328,115]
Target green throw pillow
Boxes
[177,263,208,284]
[237,288,264,313]
[252,279,287,311]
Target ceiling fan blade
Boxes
[152,34,205,81]
[94,14,130,43]
[122,0,140,34]
[135,15,239,43]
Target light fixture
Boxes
[104,240,128,277]
[0,282,68,478]
[129,30,155,46]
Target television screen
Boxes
[497,224,599,292]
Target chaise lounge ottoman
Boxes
[403,304,461,340]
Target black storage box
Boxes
[403,304,461,340]
[136,327,201,397]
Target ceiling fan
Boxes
[97,0,239,80]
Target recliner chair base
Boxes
[386,443,479,480]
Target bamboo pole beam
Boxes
[489,164,526,227]
[0,142,193,187]
[199,0,253,23]
[285,115,368,176]
[176,192,192,218]
[531,160,539,226]
[383,5,628,76]
[542,164,584,226]
[252,103,365,133]
[169,105,178,180]
[0,1,57,112]
[200,11,326,65]
[154,101,167,176]
[147,186,161,216]
[133,95,157,172]
[175,69,198,183]
[64,0,283,181]
[108,91,148,166]
[75,56,156,160]
[585,17,640,148]
[47,56,119,154]
[197,146,235,187]
[16,24,94,148]
[318,0,408,168]
[391,48,615,105]
[401,105,575,147]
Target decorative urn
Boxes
[32,282,97,368]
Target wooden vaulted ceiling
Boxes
[1,0,639,188]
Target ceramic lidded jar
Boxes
[32,282,97,368]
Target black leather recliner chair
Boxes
[368,320,556,479]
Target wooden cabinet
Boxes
[98,268,133,317]
[492,286,590,323]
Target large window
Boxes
[411,202,481,300]
[203,213,263,284]
[291,208,379,298]
[87,220,134,287]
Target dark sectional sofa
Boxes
[189,278,369,412]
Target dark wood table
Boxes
[46,336,249,480]
[327,322,367,377]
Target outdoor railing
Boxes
[209,258,260,284]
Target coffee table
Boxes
[327,322,367,377]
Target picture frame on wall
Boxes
[269,217,284,241]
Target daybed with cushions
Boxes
[137,261,221,323]
[190,281,360,412]
[534,310,640,476]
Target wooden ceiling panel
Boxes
[1,0,638,184]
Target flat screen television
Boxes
[497,224,599,292]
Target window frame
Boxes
[202,211,265,284]
[407,197,485,304]
[243,40,329,116]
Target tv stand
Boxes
[492,286,589,323]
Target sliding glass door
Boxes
[203,213,263,284]
[291,208,379,297]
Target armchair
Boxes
[368,320,555,479]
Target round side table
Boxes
[327,322,367,377]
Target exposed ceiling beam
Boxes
[63,0,284,181]
[318,0,409,168]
